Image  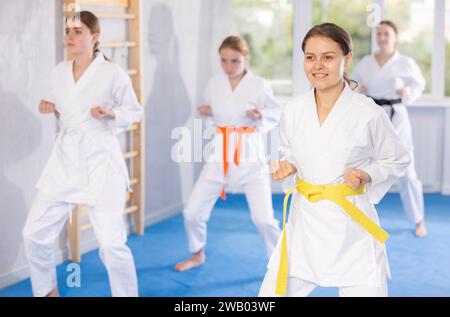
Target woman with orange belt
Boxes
[175,36,281,272]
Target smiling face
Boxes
[220,47,247,80]
[65,19,98,56]
[303,36,352,92]
[376,23,397,54]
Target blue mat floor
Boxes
[1,193,449,297]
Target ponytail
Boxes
[93,41,110,62]
[344,72,358,90]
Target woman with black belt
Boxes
[353,20,427,237]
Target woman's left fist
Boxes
[91,106,115,119]
[344,168,371,190]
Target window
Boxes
[384,0,434,93]
[233,0,449,100]
[312,0,372,73]
[232,0,294,96]
[446,0,450,96]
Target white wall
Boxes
[0,0,60,289]
[142,0,233,225]
[443,108,450,195]
[407,105,450,194]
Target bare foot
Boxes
[175,250,206,272]
[415,220,428,238]
[46,287,60,297]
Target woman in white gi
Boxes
[175,36,281,272]
[259,23,410,297]
[353,20,427,237]
[22,11,142,297]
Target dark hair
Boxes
[302,23,357,90]
[219,35,250,59]
[66,11,110,61]
[378,20,399,35]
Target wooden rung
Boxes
[80,223,92,231]
[124,151,139,159]
[64,0,129,8]
[78,209,89,218]
[128,69,138,76]
[63,12,136,20]
[94,12,136,19]
[101,41,137,48]
[73,205,89,218]
[125,205,139,214]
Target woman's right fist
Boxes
[270,160,297,181]
[197,105,213,117]
[39,100,56,114]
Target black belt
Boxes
[369,97,402,120]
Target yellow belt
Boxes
[275,178,389,295]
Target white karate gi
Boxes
[259,83,410,297]
[353,52,426,224]
[183,72,281,257]
[22,54,142,297]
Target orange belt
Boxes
[216,126,256,200]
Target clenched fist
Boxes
[90,106,115,120]
[246,108,262,121]
[344,168,372,190]
[39,100,56,114]
[396,88,406,97]
[270,160,297,181]
[197,105,213,117]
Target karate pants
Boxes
[22,166,138,297]
[258,269,388,297]
[182,172,281,257]
[390,105,425,224]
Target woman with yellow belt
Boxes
[259,23,410,297]
[175,36,281,272]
